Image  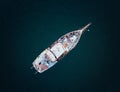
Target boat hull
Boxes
[32,23,91,73]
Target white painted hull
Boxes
[32,23,91,73]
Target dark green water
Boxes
[1,0,120,92]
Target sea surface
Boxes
[1,0,119,92]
